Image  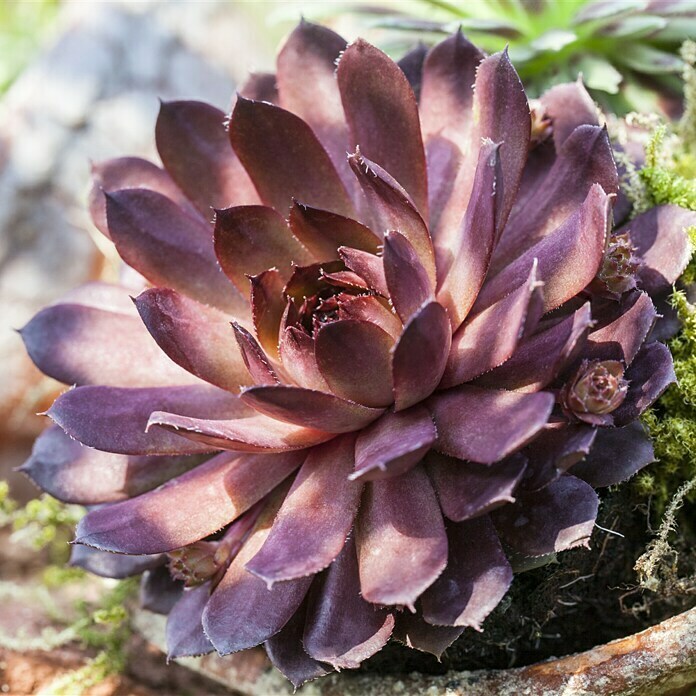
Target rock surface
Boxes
[133,606,696,696]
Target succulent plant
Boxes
[357,0,696,115]
[19,21,696,686]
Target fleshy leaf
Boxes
[443,261,543,387]
[570,421,655,487]
[214,205,312,292]
[228,97,354,217]
[421,516,512,629]
[69,545,162,579]
[337,38,428,216]
[304,536,394,669]
[476,302,593,392]
[134,288,252,391]
[105,188,247,316]
[49,385,245,456]
[315,320,395,408]
[428,386,554,464]
[19,425,201,505]
[356,465,447,608]
[241,385,384,433]
[276,20,350,189]
[352,406,436,481]
[289,201,380,260]
[21,300,199,388]
[202,494,313,655]
[155,100,259,215]
[73,450,302,554]
[426,451,527,521]
[265,601,330,688]
[493,474,599,555]
[166,583,214,659]
[246,436,361,584]
[392,301,451,411]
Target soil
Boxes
[362,485,696,675]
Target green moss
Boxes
[639,125,696,211]
[638,290,696,520]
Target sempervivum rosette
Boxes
[19,22,696,686]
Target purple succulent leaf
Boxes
[304,535,395,669]
[105,188,248,317]
[147,410,334,453]
[420,30,484,150]
[392,300,451,412]
[475,302,593,392]
[73,450,303,555]
[436,140,500,330]
[393,612,463,658]
[140,566,184,615]
[89,156,200,238]
[134,288,254,391]
[315,320,395,408]
[155,100,259,216]
[246,436,362,585]
[250,268,287,360]
[337,38,429,217]
[322,270,370,291]
[570,420,655,487]
[278,327,330,391]
[69,544,162,579]
[509,138,556,220]
[356,465,447,608]
[493,474,599,555]
[214,205,312,292]
[347,151,436,287]
[202,495,313,655]
[20,299,200,389]
[265,601,331,688]
[618,204,696,295]
[238,72,278,102]
[337,295,402,340]
[241,385,384,433]
[288,201,380,261]
[613,342,676,426]
[520,425,598,492]
[428,386,554,464]
[397,42,428,102]
[48,384,246,456]
[338,247,389,295]
[276,20,351,192]
[352,406,436,482]
[421,516,512,629]
[493,126,618,272]
[19,425,201,505]
[540,80,601,150]
[442,260,543,388]
[231,322,281,386]
[584,291,657,365]
[383,231,434,322]
[476,183,612,314]
[435,49,529,250]
[167,583,215,659]
[426,451,528,522]
[228,97,355,218]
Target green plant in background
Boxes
[0,485,137,695]
[354,0,695,114]
[0,0,59,94]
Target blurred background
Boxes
[0,1,693,693]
